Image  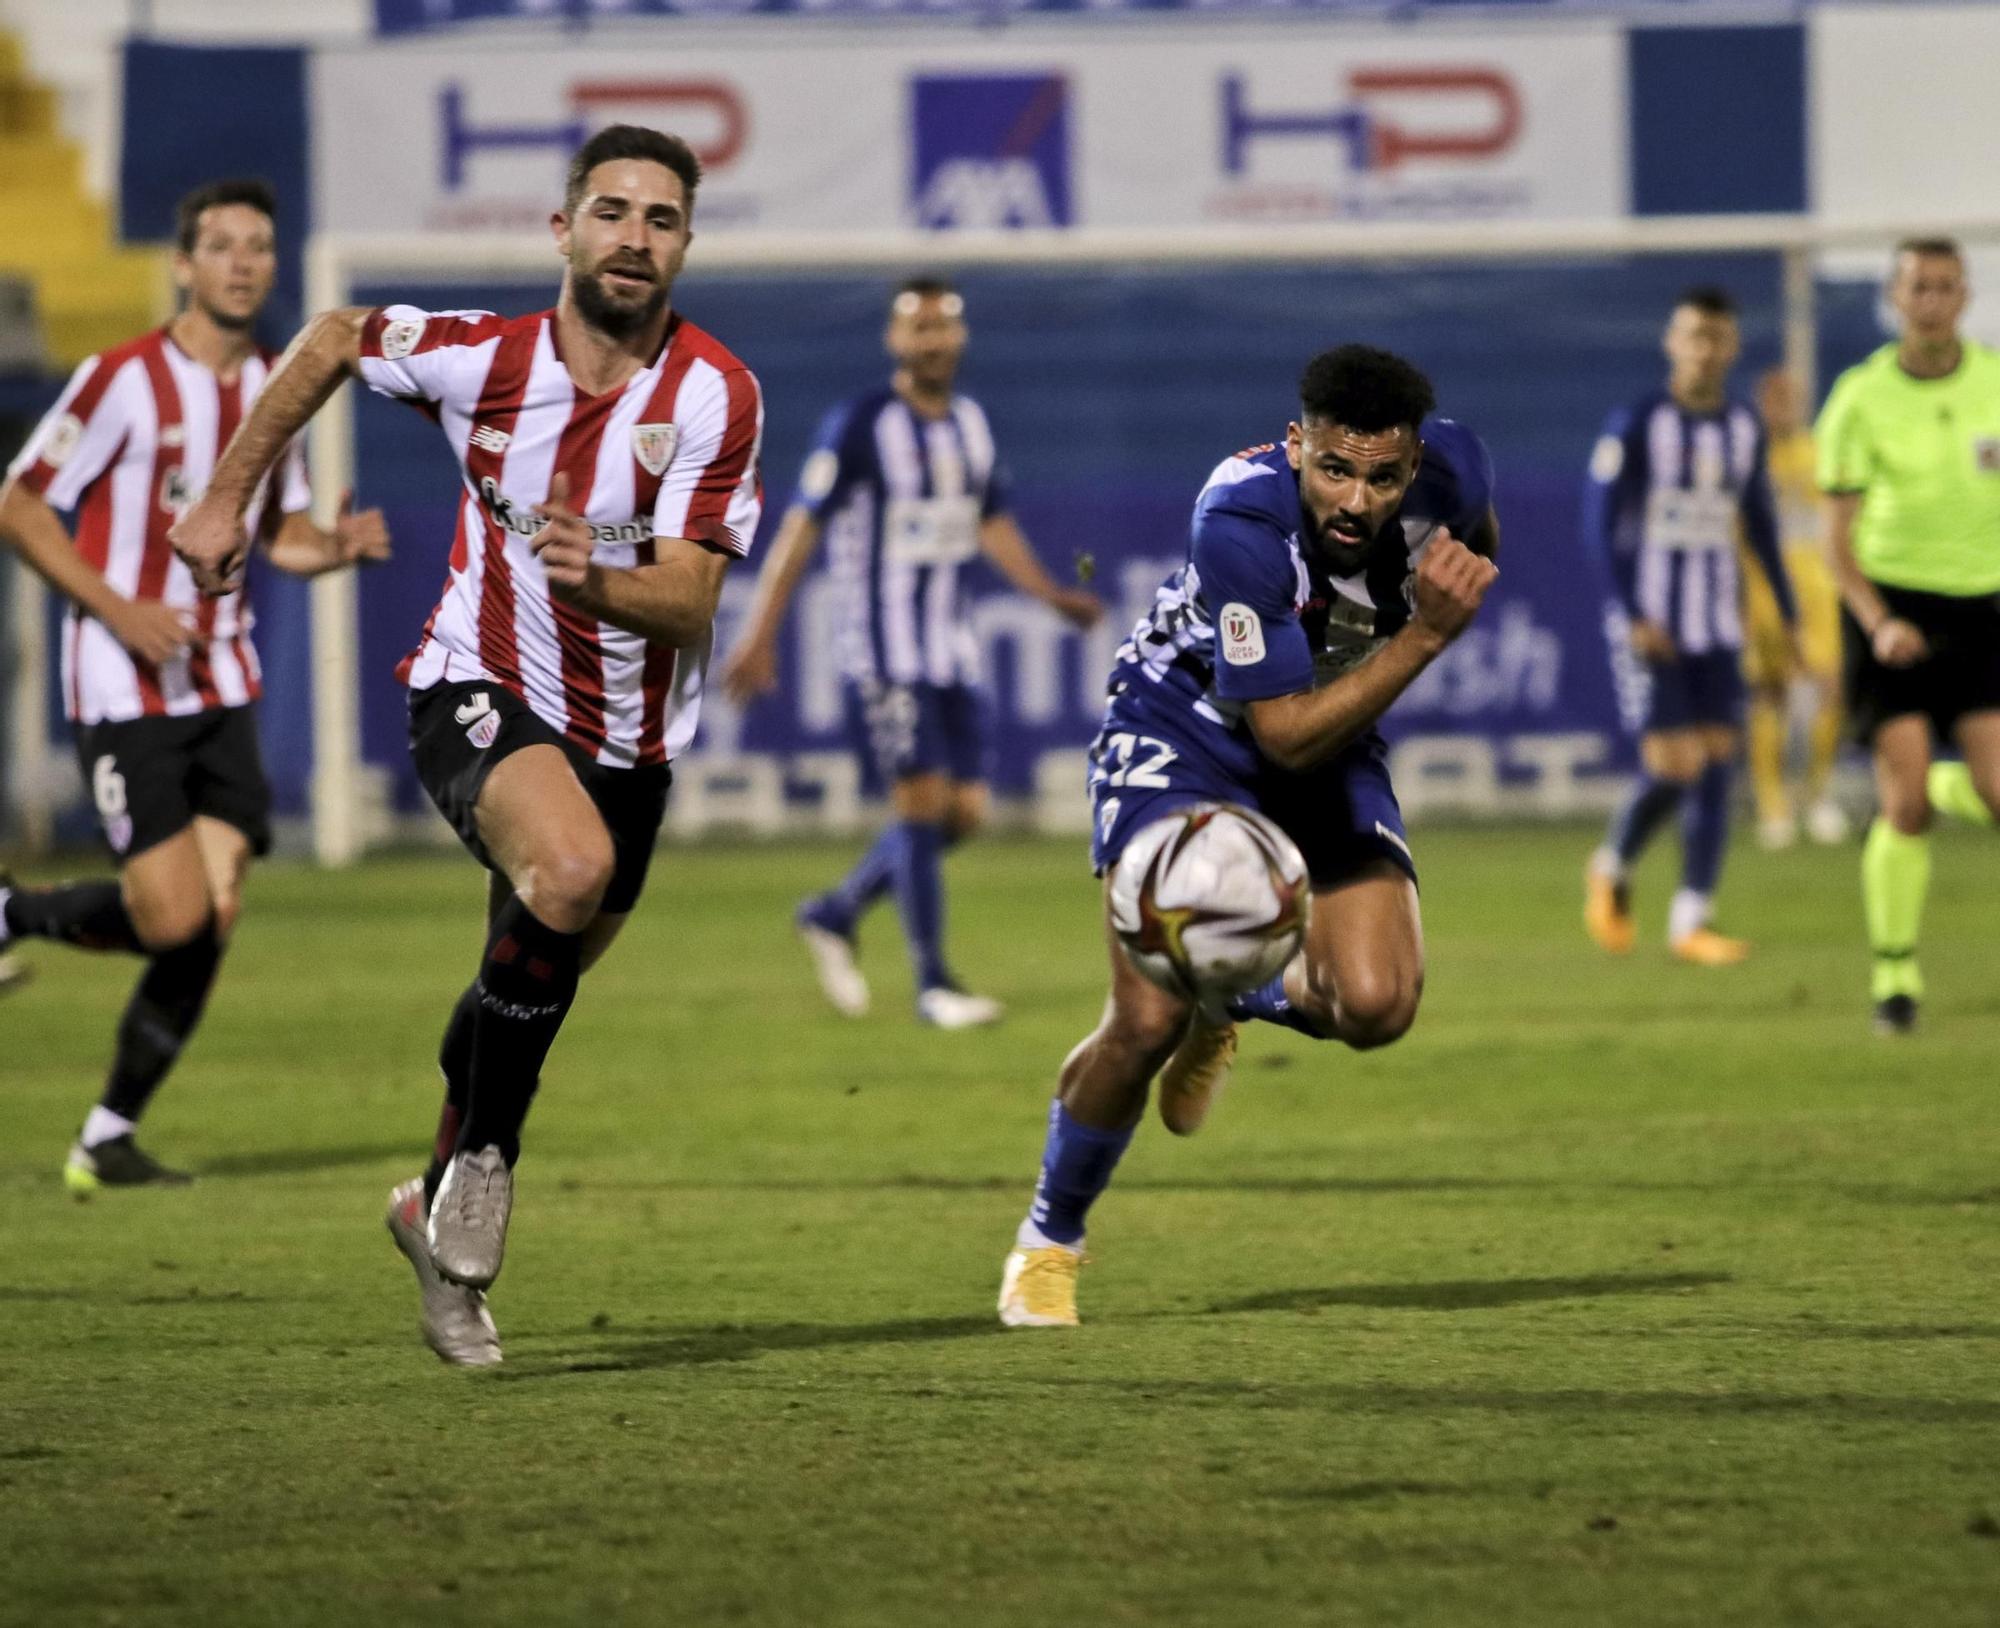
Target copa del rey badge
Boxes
[633,423,679,477]
[1219,602,1266,667]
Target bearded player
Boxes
[171,126,763,1365]
[995,345,1498,1328]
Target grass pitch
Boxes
[2,824,1998,1627]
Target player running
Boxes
[1742,366,1848,851]
[0,179,389,1193]
[720,278,1101,1028]
[170,126,763,1365]
[1582,286,1799,966]
[1817,237,2000,1036]
[996,345,1498,1328]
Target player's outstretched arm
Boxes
[0,479,191,664]
[720,506,823,703]
[171,306,371,594]
[977,514,1103,628]
[1246,535,1497,773]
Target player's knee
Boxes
[529,836,615,923]
[1336,968,1422,1051]
[136,905,217,956]
[125,887,212,955]
[1099,1002,1187,1076]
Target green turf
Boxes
[3,824,1999,1626]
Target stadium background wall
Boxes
[4,6,1986,845]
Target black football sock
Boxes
[4,880,144,953]
[423,984,480,1205]
[456,895,582,1167]
[99,925,224,1124]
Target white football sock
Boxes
[1014,1218,1078,1253]
[1668,889,1711,945]
[82,1107,137,1149]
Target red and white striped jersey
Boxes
[7,329,311,724]
[358,303,764,769]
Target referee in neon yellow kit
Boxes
[1817,237,2000,1035]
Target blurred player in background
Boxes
[1817,237,2000,1036]
[0,179,389,1193]
[171,126,762,1365]
[1582,286,1798,967]
[722,278,1101,1029]
[1742,366,1848,850]
[997,345,1498,1328]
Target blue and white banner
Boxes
[314,23,1631,236]
[374,0,1794,32]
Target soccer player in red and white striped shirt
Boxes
[0,179,390,1194]
[172,127,764,1366]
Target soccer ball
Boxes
[1108,803,1310,1004]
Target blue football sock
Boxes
[1026,1099,1135,1246]
[814,823,967,939]
[1607,773,1686,870]
[890,819,952,991]
[1226,972,1320,1035]
[810,827,902,938]
[1681,759,1733,896]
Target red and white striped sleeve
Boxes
[356,303,508,405]
[6,352,142,511]
[651,363,764,558]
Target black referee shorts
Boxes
[407,680,671,917]
[1843,583,2000,744]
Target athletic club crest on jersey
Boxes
[633,423,679,477]
[379,318,425,361]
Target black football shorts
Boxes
[407,679,671,916]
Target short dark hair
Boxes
[1298,345,1435,435]
[564,124,702,216]
[891,276,963,317]
[1674,285,1737,319]
[1897,235,1963,263]
[895,275,958,303]
[174,179,277,254]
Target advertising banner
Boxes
[313,23,1628,236]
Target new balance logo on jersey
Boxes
[456,691,501,749]
[469,425,511,455]
[633,423,678,476]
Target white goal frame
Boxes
[22,213,1992,862]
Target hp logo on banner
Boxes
[910,74,1073,230]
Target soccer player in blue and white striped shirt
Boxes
[1582,286,1800,964]
[723,278,1101,1027]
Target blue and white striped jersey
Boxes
[792,385,1010,687]
[1108,418,1493,782]
[1583,392,1794,653]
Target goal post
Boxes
[294,214,2000,865]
